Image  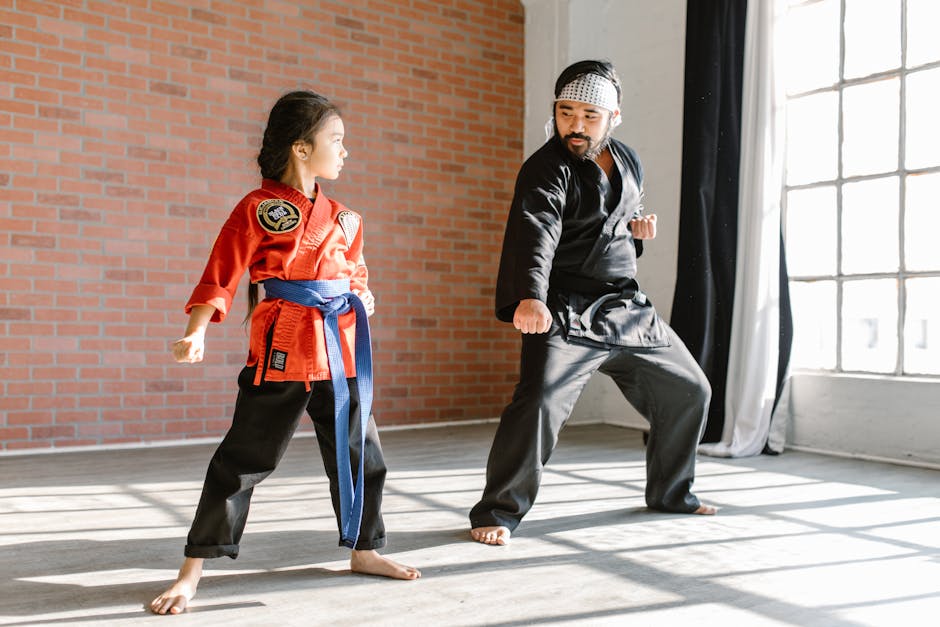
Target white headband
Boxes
[555,73,620,112]
[546,73,622,139]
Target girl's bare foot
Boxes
[694,504,719,515]
[350,550,420,580]
[150,557,203,615]
[470,526,511,545]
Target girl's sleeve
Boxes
[346,212,368,294]
[186,202,260,323]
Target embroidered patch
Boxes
[257,199,301,234]
[269,349,288,372]
[337,210,360,246]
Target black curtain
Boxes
[767,232,794,454]
[671,0,748,443]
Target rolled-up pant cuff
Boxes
[184,543,239,559]
[469,514,520,533]
[345,534,386,551]
[646,499,702,515]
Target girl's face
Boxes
[303,115,347,180]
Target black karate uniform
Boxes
[469,135,711,532]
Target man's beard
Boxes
[561,123,613,160]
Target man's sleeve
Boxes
[494,158,567,322]
[623,145,646,258]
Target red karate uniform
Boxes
[186,178,368,385]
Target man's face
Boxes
[554,100,616,159]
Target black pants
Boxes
[469,324,711,532]
[185,366,387,558]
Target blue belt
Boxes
[262,277,372,548]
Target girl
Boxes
[151,91,420,616]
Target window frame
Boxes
[783,0,940,378]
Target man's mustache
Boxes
[564,132,593,143]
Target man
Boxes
[469,60,716,546]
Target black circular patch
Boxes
[256,198,301,234]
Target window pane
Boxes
[790,280,837,369]
[904,172,940,272]
[784,0,840,94]
[785,186,837,276]
[904,277,940,375]
[841,279,898,373]
[907,0,940,68]
[841,176,899,274]
[842,78,899,177]
[844,0,900,79]
[905,67,940,169]
[787,92,839,185]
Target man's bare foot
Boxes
[150,557,203,615]
[350,550,420,580]
[694,504,719,515]
[470,526,511,545]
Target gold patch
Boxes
[256,198,301,234]
[337,210,360,246]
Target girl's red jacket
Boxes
[186,178,368,385]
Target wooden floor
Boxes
[1,422,938,626]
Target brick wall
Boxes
[0,0,524,451]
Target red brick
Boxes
[78,423,124,438]
[53,350,98,365]
[0,308,31,320]
[31,394,78,409]
[8,410,54,426]
[31,424,78,440]
[124,421,165,435]
[0,397,31,411]
[5,441,48,451]
[0,427,30,441]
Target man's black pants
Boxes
[184,366,387,558]
[470,324,710,532]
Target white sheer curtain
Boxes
[699,0,787,458]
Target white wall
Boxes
[781,373,940,467]
[522,0,687,429]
